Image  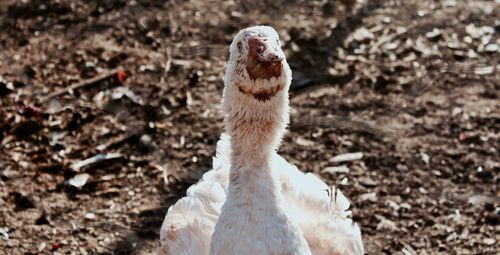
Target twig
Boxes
[369,31,402,54]
[96,131,141,152]
[160,47,172,83]
[41,68,122,102]
[71,153,123,171]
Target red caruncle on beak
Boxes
[246,36,283,80]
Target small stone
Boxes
[396,164,408,171]
[85,212,95,220]
[452,107,462,116]
[359,177,377,187]
[19,161,29,169]
[322,165,350,174]
[483,238,495,245]
[425,28,441,39]
[351,27,374,42]
[419,187,428,194]
[359,192,377,203]
[38,242,46,252]
[419,152,430,164]
[296,137,315,147]
[484,44,498,52]
[443,0,457,7]
[68,173,90,188]
[386,200,400,210]
[474,66,494,75]
[0,227,8,240]
[463,35,473,44]
[330,152,364,163]
[376,217,398,231]
[400,203,412,210]
[140,134,152,144]
[340,177,349,185]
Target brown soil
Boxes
[0,0,498,254]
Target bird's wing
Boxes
[158,136,230,255]
[272,154,364,255]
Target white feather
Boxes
[158,133,363,255]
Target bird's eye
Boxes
[237,41,242,53]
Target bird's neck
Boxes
[223,80,290,205]
[227,116,282,202]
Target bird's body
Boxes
[158,26,363,255]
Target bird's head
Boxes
[222,26,292,150]
[224,26,291,102]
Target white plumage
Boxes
[159,26,363,255]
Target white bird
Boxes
[158,26,364,255]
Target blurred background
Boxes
[0,0,498,254]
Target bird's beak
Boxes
[261,50,284,63]
[246,36,283,80]
[248,37,283,64]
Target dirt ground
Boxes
[0,0,498,254]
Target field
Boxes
[0,0,498,254]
